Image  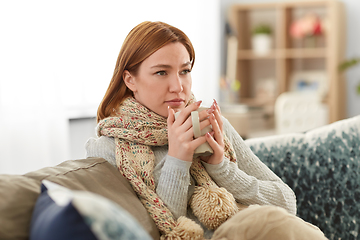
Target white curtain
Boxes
[0,0,220,174]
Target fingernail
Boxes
[207,132,214,137]
[195,100,202,106]
[207,108,214,114]
[213,99,218,106]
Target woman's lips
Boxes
[166,99,184,107]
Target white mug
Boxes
[175,106,213,157]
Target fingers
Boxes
[192,135,208,149]
[167,106,175,127]
[208,113,224,146]
[174,100,202,127]
[213,99,221,114]
[205,131,218,149]
[212,99,223,132]
[198,105,214,121]
[197,99,221,119]
[202,130,224,165]
[199,118,211,131]
[168,107,195,144]
[167,99,224,164]
[203,111,225,165]
[197,99,223,134]
[167,100,207,162]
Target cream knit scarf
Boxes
[97,97,241,239]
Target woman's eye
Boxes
[156,71,166,76]
[181,69,191,75]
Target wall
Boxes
[220,0,360,118]
[0,0,221,174]
[343,0,360,117]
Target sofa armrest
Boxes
[0,157,160,240]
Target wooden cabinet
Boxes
[228,0,346,124]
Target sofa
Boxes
[1,115,359,240]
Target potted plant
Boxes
[339,58,360,95]
[251,24,272,56]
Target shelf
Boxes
[231,0,333,10]
[285,48,326,58]
[229,0,346,125]
[239,97,276,107]
[237,48,326,60]
[237,50,277,59]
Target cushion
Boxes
[245,115,360,240]
[0,157,160,240]
[30,180,152,240]
[212,205,327,240]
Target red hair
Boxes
[97,21,195,122]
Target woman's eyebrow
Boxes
[151,62,191,69]
[182,61,191,67]
[151,64,172,69]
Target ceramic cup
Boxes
[175,106,214,157]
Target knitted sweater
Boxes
[85,117,297,238]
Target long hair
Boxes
[97,21,195,122]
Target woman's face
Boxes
[124,42,192,117]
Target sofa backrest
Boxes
[245,115,360,240]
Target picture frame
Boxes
[290,71,328,98]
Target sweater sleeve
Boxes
[155,155,193,219]
[85,136,117,167]
[202,117,297,215]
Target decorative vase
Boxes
[252,34,272,56]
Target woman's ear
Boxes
[123,70,137,92]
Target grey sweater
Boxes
[85,118,296,238]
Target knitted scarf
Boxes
[97,97,241,239]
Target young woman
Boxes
[86,21,326,240]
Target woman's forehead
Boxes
[143,42,190,66]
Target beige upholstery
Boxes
[212,205,327,240]
[0,157,160,240]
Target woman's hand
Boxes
[200,100,225,165]
[167,100,209,162]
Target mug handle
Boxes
[191,111,202,138]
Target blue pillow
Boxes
[30,180,152,240]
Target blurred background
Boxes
[0,0,359,174]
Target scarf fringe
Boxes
[161,216,204,240]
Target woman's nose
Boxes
[169,74,183,93]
